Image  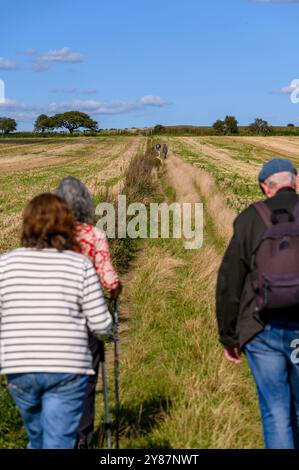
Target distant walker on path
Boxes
[162,144,168,160]
[155,143,161,156]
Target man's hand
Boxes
[224,345,242,365]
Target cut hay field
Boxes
[102,136,299,449]
[0,135,146,448]
[164,136,299,212]
[0,136,145,253]
[1,135,298,449]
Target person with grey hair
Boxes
[56,176,122,448]
[56,176,96,225]
[216,158,299,449]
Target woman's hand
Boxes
[110,282,122,300]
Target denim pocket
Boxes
[50,374,86,393]
[7,378,33,398]
[244,328,271,353]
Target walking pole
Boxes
[99,342,112,449]
[113,300,120,449]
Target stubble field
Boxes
[1,135,298,449]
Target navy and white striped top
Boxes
[0,248,113,375]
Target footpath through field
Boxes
[108,144,263,448]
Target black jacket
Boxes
[216,187,299,349]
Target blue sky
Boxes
[1,0,299,130]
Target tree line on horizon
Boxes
[0,112,298,135]
[154,117,296,136]
[212,116,273,136]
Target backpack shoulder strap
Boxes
[292,199,299,220]
[253,201,272,228]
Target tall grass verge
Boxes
[103,155,263,449]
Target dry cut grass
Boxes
[107,149,262,449]
[0,137,144,253]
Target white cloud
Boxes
[39,47,83,63]
[0,93,170,123]
[48,96,169,115]
[4,111,39,122]
[48,99,138,115]
[0,98,26,109]
[140,95,169,106]
[0,57,18,70]
[280,80,299,94]
[0,98,41,122]
[280,85,296,94]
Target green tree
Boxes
[224,115,238,134]
[153,124,166,134]
[249,118,270,135]
[0,117,17,134]
[54,111,98,134]
[213,119,225,135]
[34,114,54,132]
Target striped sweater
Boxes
[0,248,112,375]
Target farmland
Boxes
[1,135,299,448]
[0,136,145,252]
[94,135,299,449]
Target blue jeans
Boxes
[244,317,299,449]
[7,373,88,449]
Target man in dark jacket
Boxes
[162,144,168,160]
[216,158,299,449]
